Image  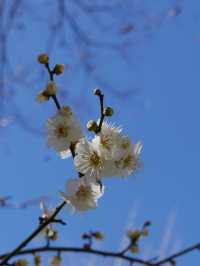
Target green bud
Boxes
[14,259,28,266]
[38,53,49,64]
[54,64,64,75]
[87,120,98,132]
[104,107,114,117]
[130,245,139,253]
[127,230,141,241]
[50,256,62,266]
[92,231,104,240]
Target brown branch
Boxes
[94,89,105,133]
[0,246,154,266]
[0,201,66,266]
[1,242,200,266]
[156,242,200,265]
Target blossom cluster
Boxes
[37,54,142,213]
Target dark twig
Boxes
[119,243,132,255]
[97,93,104,132]
[52,95,61,110]
[44,62,61,110]
[39,217,66,226]
[45,63,54,81]
[1,242,200,266]
[0,201,66,266]
[156,242,200,265]
[0,246,154,266]
[95,92,105,133]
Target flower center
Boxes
[121,138,131,150]
[89,151,102,168]
[76,185,91,199]
[100,135,111,150]
[55,125,68,138]
[123,154,133,168]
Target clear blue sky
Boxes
[1,1,200,265]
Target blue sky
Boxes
[0,1,200,265]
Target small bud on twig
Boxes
[83,244,91,250]
[91,231,104,240]
[36,82,57,103]
[87,120,98,132]
[130,245,139,254]
[46,82,57,95]
[14,259,28,266]
[104,107,114,117]
[34,255,41,266]
[53,64,65,75]
[50,256,62,266]
[38,53,49,64]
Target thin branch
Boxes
[156,242,200,265]
[52,95,61,110]
[119,243,132,255]
[45,63,54,81]
[0,201,66,266]
[1,242,200,266]
[0,246,154,266]
[97,93,105,132]
[94,90,105,133]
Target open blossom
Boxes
[60,176,104,211]
[92,121,122,160]
[74,138,104,178]
[113,141,142,177]
[74,133,142,179]
[47,106,83,158]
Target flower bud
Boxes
[83,244,91,250]
[92,231,104,240]
[104,107,114,117]
[127,230,141,241]
[130,245,139,253]
[36,91,50,103]
[54,64,64,75]
[14,259,28,266]
[142,228,149,236]
[87,120,98,132]
[34,255,41,266]
[46,81,57,95]
[50,256,62,266]
[38,53,49,64]
[46,228,58,241]
[93,88,102,96]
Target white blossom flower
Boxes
[74,138,104,178]
[111,135,132,160]
[113,141,142,177]
[92,121,122,160]
[60,177,104,211]
[47,106,83,158]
